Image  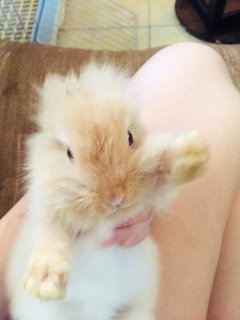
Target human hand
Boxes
[102,210,153,247]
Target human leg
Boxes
[0,196,26,320]
[131,43,240,319]
[207,187,240,320]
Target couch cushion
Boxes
[0,40,240,217]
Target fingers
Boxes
[115,210,153,228]
[102,210,153,247]
[116,223,150,247]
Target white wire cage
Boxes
[0,0,65,43]
[0,0,38,41]
[0,0,140,50]
[57,0,139,50]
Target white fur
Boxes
[6,192,159,320]
[6,63,209,320]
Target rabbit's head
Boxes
[27,63,209,232]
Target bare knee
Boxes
[163,42,222,61]
[141,42,230,82]
[133,42,240,186]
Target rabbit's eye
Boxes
[67,147,74,160]
[128,131,134,146]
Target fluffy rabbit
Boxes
[6,63,209,320]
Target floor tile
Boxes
[151,25,201,47]
[97,27,149,50]
[57,0,201,50]
[150,1,180,26]
[137,27,150,49]
[113,0,149,27]
[96,28,137,50]
[57,29,97,49]
[58,27,149,51]
[150,0,180,26]
[60,0,100,30]
[97,1,138,28]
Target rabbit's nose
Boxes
[111,195,124,208]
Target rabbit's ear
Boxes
[38,74,69,108]
[43,73,66,90]
[33,72,80,131]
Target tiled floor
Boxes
[57,0,201,50]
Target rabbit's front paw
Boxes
[23,252,69,300]
[170,131,210,185]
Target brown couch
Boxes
[1,40,240,218]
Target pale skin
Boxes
[1,42,240,319]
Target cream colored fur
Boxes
[6,62,209,320]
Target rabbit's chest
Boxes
[66,237,158,307]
